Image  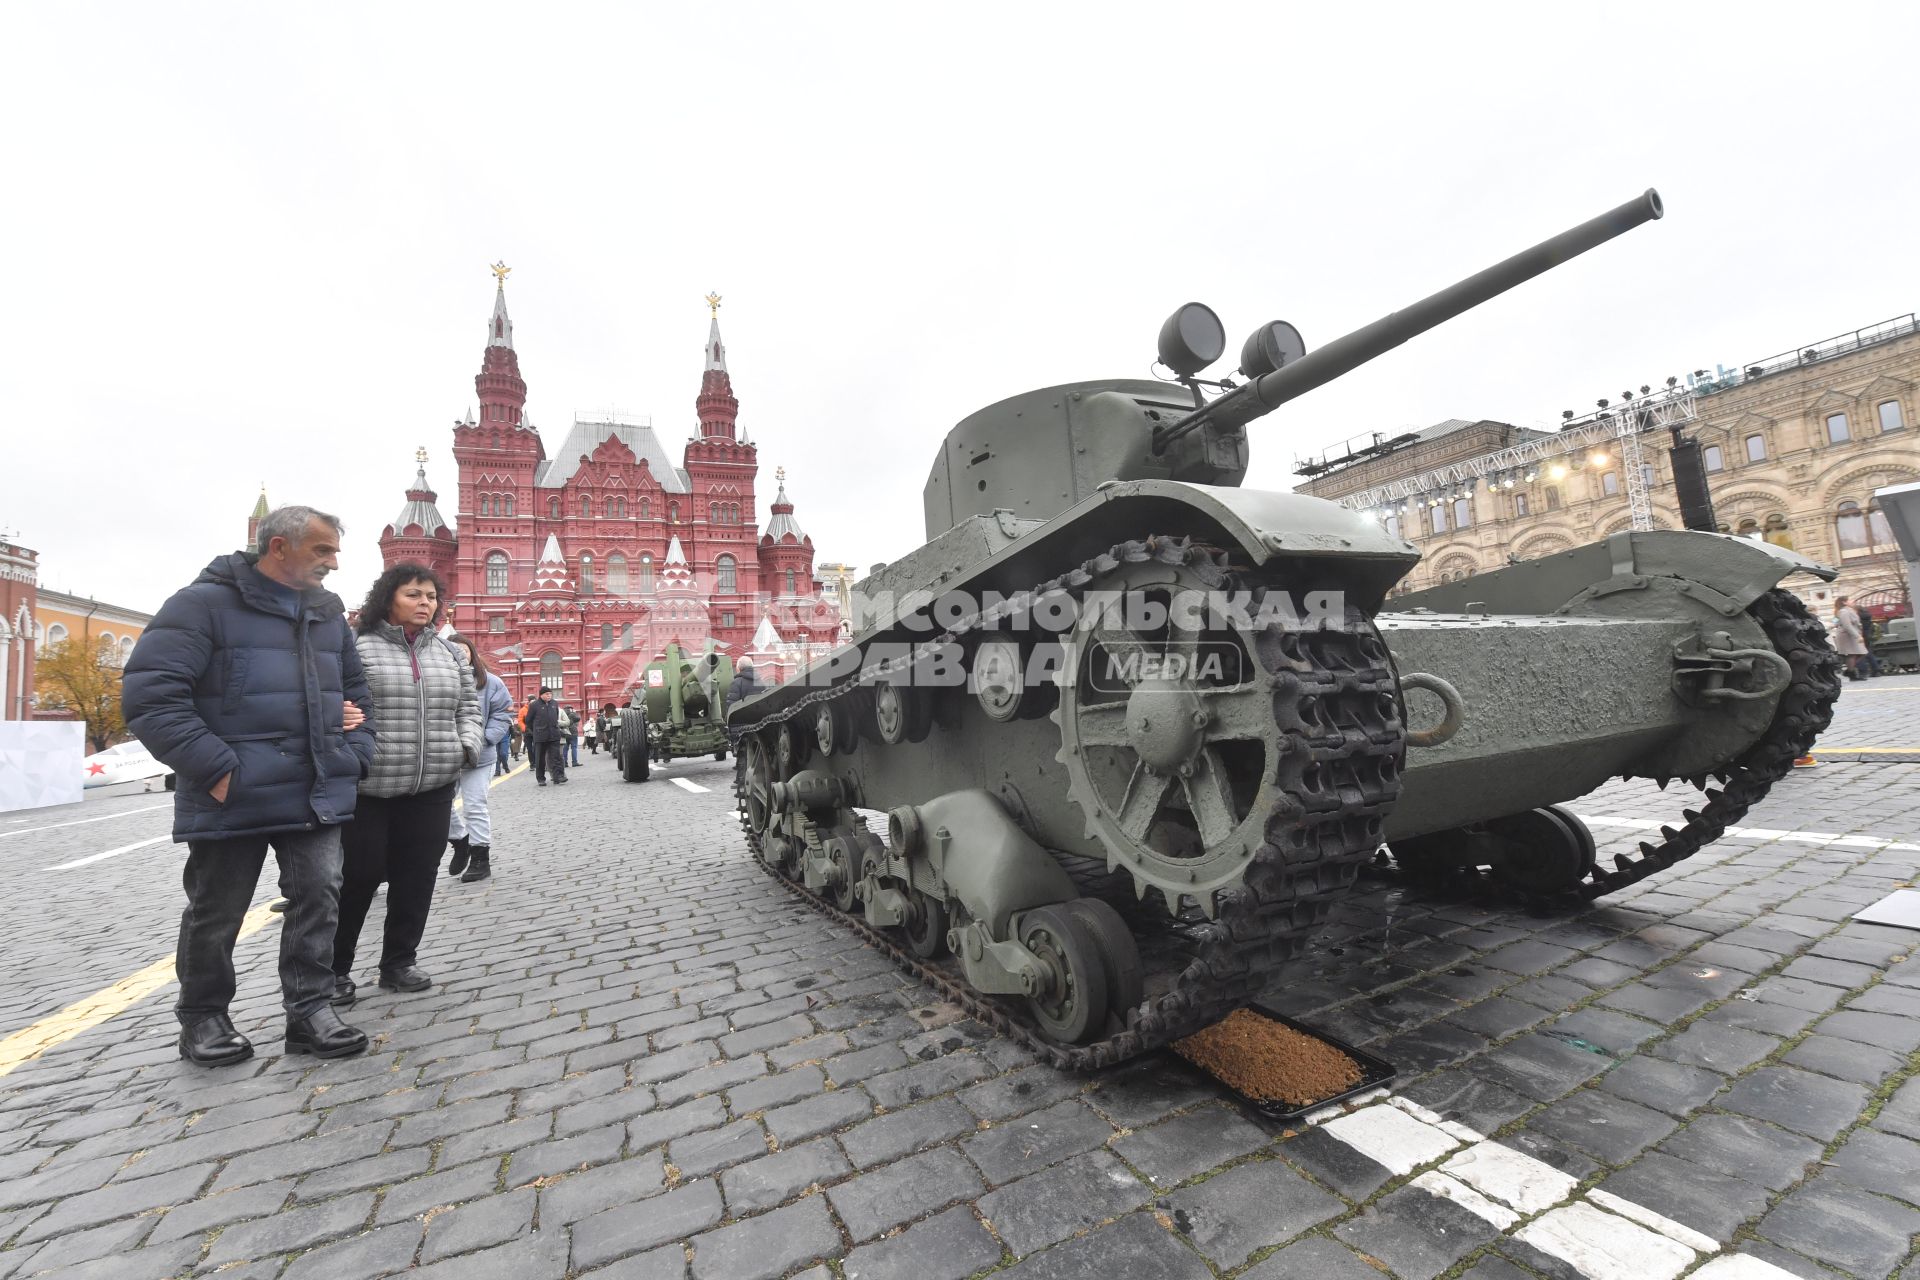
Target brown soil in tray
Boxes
[1173,1008,1365,1107]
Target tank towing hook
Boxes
[1671,632,1794,703]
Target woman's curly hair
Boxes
[355,562,448,634]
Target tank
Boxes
[616,642,735,782]
[728,190,1843,1069]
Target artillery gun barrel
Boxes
[1155,189,1664,447]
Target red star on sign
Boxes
[86,762,106,776]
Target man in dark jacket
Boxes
[726,658,759,706]
[124,506,376,1066]
[525,686,567,785]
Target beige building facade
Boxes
[1297,314,1920,618]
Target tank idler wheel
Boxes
[873,682,933,746]
[1019,904,1110,1046]
[1064,898,1145,1026]
[737,736,774,837]
[904,889,950,959]
[714,747,728,762]
[1487,807,1592,895]
[1541,804,1597,878]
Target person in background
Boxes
[526,687,567,785]
[125,505,375,1064]
[727,657,759,706]
[564,703,583,766]
[446,633,512,884]
[332,564,482,1006]
[584,711,599,755]
[1833,596,1869,681]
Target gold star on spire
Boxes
[416,446,429,463]
[490,261,511,287]
[705,292,722,316]
[776,465,786,483]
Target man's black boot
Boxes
[331,976,357,1008]
[285,1006,368,1059]
[380,965,432,993]
[179,1012,253,1067]
[447,836,472,878]
[461,847,491,883]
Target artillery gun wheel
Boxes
[1019,905,1109,1045]
[872,682,932,745]
[621,725,651,783]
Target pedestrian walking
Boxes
[445,633,512,884]
[331,564,482,1006]
[565,704,583,766]
[123,505,374,1065]
[510,714,525,761]
[1833,595,1870,680]
[527,687,568,785]
[584,711,600,755]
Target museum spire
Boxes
[475,263,528,427]
[696,293,739,440]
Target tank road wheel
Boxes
[823,834,861,912]
[1054,551,1305,915]
[970,638,1026,723]
[873,682,932,745]
[904,889,950,959]
[1065,897,1145,1024]
[1019,904,1110,1046]
[1486,807,1592,896]
[771,720,809,780]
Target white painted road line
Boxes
[1310,1094,1804,1280]
[45,835,171,871]
[670,778,709,794]
[0,803,172,840]
[1577,812,1920,853]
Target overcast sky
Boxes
[7,3,1918,613]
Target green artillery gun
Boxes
[728,190,1842,1068]
[616,643,735,783]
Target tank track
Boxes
[1570,586,1843,899]
[731,535,1405,1070]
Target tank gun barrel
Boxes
[1154,189,1664,448]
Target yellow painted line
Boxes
[0,763,530,1080]
[1808,746,1920,754]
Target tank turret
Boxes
[925,191,1663,539]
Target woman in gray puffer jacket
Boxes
[331,563,482,1006]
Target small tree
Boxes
[36,638,126,754]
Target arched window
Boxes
[1383,514,1400,540]
[1836,502,1897,558]
[486,552,509,595]
[616,497,627,517]
[1514,494,1530,517]
[1452,498,1472,529]
[640,498,650,520]
[638,554,654,593]
[786,569,798,595]
[504,494,515,516]
[601,623,613,650]
[716,555,737,593]
[579,554,594,592]
[1826,413,1851,444]
[1545,487,1562,511]
[1432,504,1449,535]
[580,495,591,517]
[709,502,718,524]
[1703,445,1725,472]
[668,502,680,524]
[620,623,633,649]
[1879,400,1906,432]
[607,553,628,595]
[549,497,561,518]
[1601,472,1620,496]
[46,623,67,647]
[1744,434,1766,462]
[540,651,563,690]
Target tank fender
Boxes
[1398,528,1836,618]
[896,789,1076,939]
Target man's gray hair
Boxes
[255,505,345,553]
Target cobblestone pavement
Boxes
[1,681,1918,1279]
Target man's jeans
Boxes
[178,825,342,1023]
[494,737,510,772]
[568,738,581,766]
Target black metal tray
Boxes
[1184,1005,1397,1124]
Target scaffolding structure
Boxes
[1334,388,1699,531]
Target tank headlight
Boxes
[1237,320,1307,379]
[1156,302,1226,377]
